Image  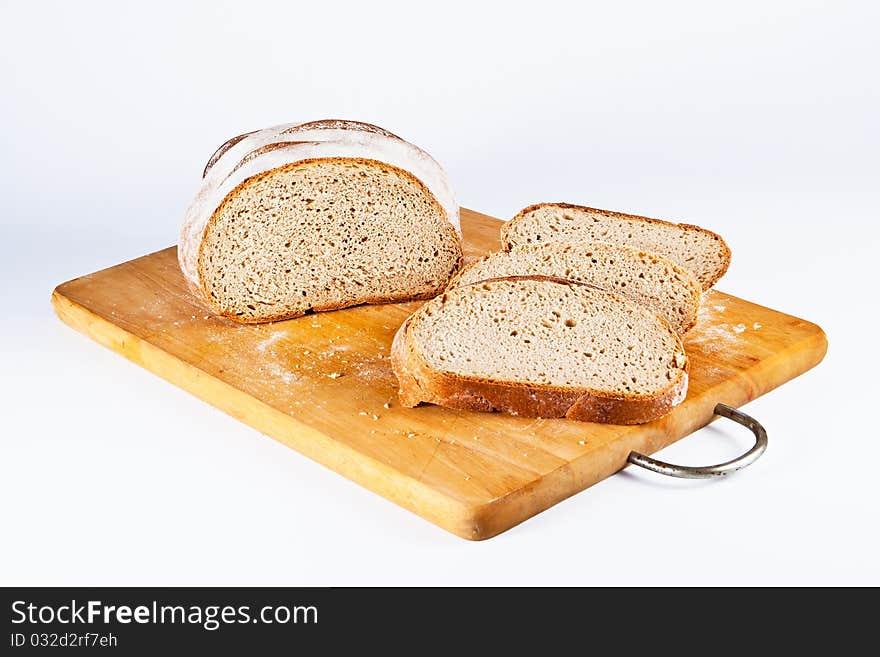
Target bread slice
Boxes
[392,276,688,424]
[501,203,730,290]
[179,120,462,322]
[447,242,701,335]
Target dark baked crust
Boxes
[391,276,689,425]
[280,119,403,140]
[202,130,257,178]
[220,141,318,184]
[195,157,462,324]
[501,202,732,290]
[201,120,402,179]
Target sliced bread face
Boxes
[198,158,461,322]
[392,277,688,424]
[501,203,730,290]
[448,242,702,335]
[180,119,462,323]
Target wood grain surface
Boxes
[52,208,827,539]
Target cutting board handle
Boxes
[627,404,768,479]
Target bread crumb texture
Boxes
[502,203,730,290]
[403,277,687,409]
[199,159,460,322]
[450,242,701,335]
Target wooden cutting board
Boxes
[52,208,827,539]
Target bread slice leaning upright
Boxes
[448,242,702,335]
[392,276,688,424]
[179,119,462,322]
[502,203,730,290]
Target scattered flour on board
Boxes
[691,301,763,352]
[266,363,297,385]
[351,355,394,385]
[320,344,353,358]
[256,331,286,353]
[251,330,301,384]
[686,318,764,357]
[206,331,230,345]
[697,363,731,380]
[688,323,745,346]
[255,361,298,385]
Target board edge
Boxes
[50,286,492,541]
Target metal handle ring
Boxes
[627,403,768,479]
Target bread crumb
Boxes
[383,402,391,409]
[753,322,762,330]
[358,411,368,416]
[578,440,586,446]
[714,305,726,312]
[464,475,471,481]
[473,436,479,441]
[407,432,416,438]
[327,372,343,379]
[732,323,747,333]
[372,414,380,421]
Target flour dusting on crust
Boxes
[178,120,460,290]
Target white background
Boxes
[2,1,878,585]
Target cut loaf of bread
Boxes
[392,276,688,424]
[447,242,702,335]
[179,120,462,322]
[501,203,730,290]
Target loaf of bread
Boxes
[501,203,730,290]
[392,276,688,424]
[447,242,702,335]
[179,120,462,322]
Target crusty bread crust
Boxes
[391,276,689,425]
[201,120,402,179]
[501,202,732,290]
[202,130,257,178]
[280,119,402,140]
[195,157,462,324]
